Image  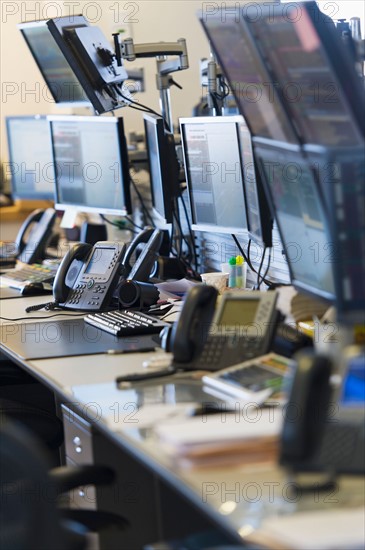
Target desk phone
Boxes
[52,228,163,312]
[53,241,125,311]
[163,287,279,372]
[0,208,57,265]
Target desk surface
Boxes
[1,293,364,549]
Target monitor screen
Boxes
[199,10,299,144]
[5,116,55,200]
[244,1,365,147]
[254,139,335,302]
[18,18,89,106]
[180,116,249,235]
[143,113,180,225]
[49,115,131,217]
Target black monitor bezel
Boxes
[5,115,55,201]
[49,115,132,217]
[143,113,180,225]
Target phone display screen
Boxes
[85,248,115,275]
[218,298,260,326]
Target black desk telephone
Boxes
[161,286,279,371]
[0,208,56,266]
[53,228,163,311]
[280,349,365,476]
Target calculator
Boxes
[202,353,294,402]
[84,309,169,337]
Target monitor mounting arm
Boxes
[114,36,189,132]
[200,57,227,116]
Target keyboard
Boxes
[0,262,59,290]
[202,353,294,402]
[84,309,169,337]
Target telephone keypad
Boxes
[195,335,264,371]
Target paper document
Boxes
[155,408,282,450]
[256,507,365,550]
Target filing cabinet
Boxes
[61,404,100,549]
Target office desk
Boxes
[1,294,364,549]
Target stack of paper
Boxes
[155,408,283,468]
[250,507,365,550]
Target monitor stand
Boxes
[60,209,107,245]
[80,221,107,245]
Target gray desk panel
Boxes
[0,318,160,359]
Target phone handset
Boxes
[122,227,163,282]
[280,349,332,467]
[53,241,126,311]
[122,227,155,276]
[15,208,57,264]
[53,242,92,304]
[160,285,218,363]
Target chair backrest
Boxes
[0,417,85,550]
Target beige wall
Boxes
[1,0,214,164]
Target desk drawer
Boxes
[66,456,97,510]
[61,405,94,464]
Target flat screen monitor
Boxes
[304,145,365,320]
[143,114,180,225]
[18,18,90,106]
[199,9,299,144]
[180,116,250,236]
[5,116,55,200]
[18,16,128,114]
[199,2,365,147]
[243,1,365,147]
[49,115,131,219]
[253,138,335,302]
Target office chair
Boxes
[0,416,129,550]
[0,358,64,461]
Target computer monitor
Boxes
[199,2,365,147]
[5,116,55,200]
[237,119,272,247]
[180,116,252,237]
[18,16,128,114]
[18,17,90,106]
[48,115,131,221]
[241,1,365,147]
[143,113,180,225]
[253,138,335,303]
[199,9,299,144]
[304,145,365,320]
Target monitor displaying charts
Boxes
[49,115,131,218]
